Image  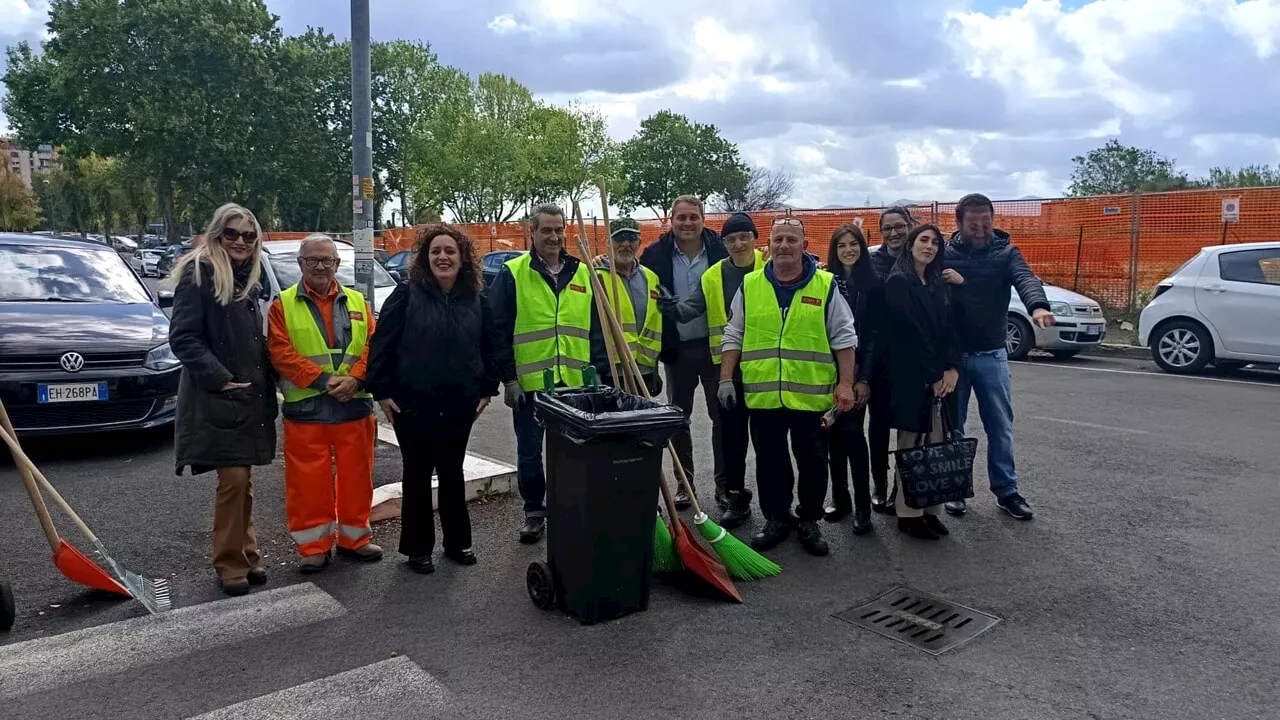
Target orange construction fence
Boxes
[369,186,1280,309]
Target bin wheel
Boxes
[0,580,14,632]
[526,561,555,611]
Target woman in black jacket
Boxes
[882,224,962,540]
[168,203,279,596]
[366,225,499,574]
[823,223,880,535]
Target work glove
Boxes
[656,286,680,316]
[503,380,525,410]
[716,379,737,410]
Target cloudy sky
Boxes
[4,0,1279,208]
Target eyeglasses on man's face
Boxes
[299,257,340,269]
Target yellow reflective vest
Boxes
[596,265,663,371]
[702,249,764,364]
[278,283,373,404]
[739,267,836,412]
[507,253,594,391]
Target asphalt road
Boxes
[2,352,1278,719]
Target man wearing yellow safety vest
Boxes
[718,218,859,557]
[267,235,382,573]
[489,203,607,544]
[657,212,764,529]
[592,217,663,396]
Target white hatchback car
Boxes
[1006,283,1107,360]
[1138,241,1280,373]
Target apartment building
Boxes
[1,136,59,188]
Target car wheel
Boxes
[1049,349,1080,360]
[1151,320,1213,374]
[1006,315,1034,361]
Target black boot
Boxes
[719,491,752,529]
[870,477,890,514]
[519,516,546,544]
[750,519,791,551]
[407,555,435,574]
[797,521,829,556]
[673,490,692,510]
[897,517,939,540]
[851,509,873,536]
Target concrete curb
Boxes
[1082,342,1149,360]
[371,421,515,522]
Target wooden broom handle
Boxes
[0,420,103,546]
[0,398,60,552]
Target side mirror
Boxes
[157,290,175,309]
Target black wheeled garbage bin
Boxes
[527,387,686,624]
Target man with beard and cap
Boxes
[638,195,729,510]
[658,211,765,528]
[718,217,858,556]
[942,193,1051,521]
[489,203,607,544]
[592,217,664,396]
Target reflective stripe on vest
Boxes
[702,250,764,364]
[278,284,373,404]
[739,267,836,412]
[596,265,662,369]
[507,253,594,391]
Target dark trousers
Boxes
[749,408,828,522]
[828,405,871,513]
[867,366,893,494]
[393,402,476,558]
[720,380,751,495]
[512,394,546,518]
[664,341,723,496]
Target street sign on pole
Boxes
[351,0,375,302]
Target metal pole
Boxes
[351,0,375,300]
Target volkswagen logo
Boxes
[59,352,85,373]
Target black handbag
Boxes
[893,398,977,509]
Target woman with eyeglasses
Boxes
[168,203,279,595]
[882,224,962,539]
[366,225,499,574]
[822,223,881,535]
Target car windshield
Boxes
[0,243,153,303]
[267,245,397,289]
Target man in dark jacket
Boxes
[638,194,729,509]
[943,193,1053,521]
[488,203,607,544]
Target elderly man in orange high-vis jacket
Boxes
[268,234,383,573]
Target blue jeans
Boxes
[512,395,546,517]
[951,348,1019,500]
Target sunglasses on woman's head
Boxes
[221,228,259,244]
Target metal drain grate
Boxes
[834,587,1000,655]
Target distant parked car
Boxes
[259,238,398,321]
[1006,283,1106,360]
[383,250,412,282]
[155,243,193,276]
[1138,241,1280,373]
[481,250,523,289]
[131,249,163,277]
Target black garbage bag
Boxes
[534,387,687,448]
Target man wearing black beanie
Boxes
[658,211,765,527]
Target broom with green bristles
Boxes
[652,509,681,573]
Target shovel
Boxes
[0,400,170,612]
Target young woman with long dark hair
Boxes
[822,223,880,535]
[366,225,499,573]
[882,224,962,539]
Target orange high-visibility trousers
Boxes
[283,416,376,557]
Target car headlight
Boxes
[143,342,181,371]
[1048,301,1073,316]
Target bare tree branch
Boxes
[712,166,795,212]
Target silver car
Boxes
[1007,283,1106,360]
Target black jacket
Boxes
[832,269,880,384]
[486,249,606,386]
[869,245,897,280]
[882,272,961,433]
[638,228,727,364]
[169,260,278,475]
[944,230,1050,352]
[365,280,500,410]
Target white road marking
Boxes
[0,583,346,700]
[1010,360,1280,389]
[1029,416,1149,435]
[185,656,449,720]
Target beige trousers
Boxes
[213,466,261,581]
[892,402,946,518]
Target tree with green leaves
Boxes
[30,163,90,234]
[1066,140,1191,196]
[563,104,622,207]
[615,110,747,216]
[1194,164,1280,189]
[0,171,41,231]
[712,165,795,211]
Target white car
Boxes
[1138,241,1280,373]
[257,239,397,323]
[132,249,163,277]
[1006,283,1107,360]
